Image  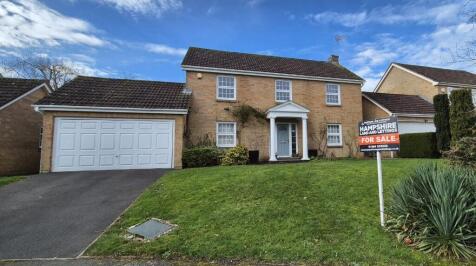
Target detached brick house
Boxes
[34,47,364,172]
[0,78,50,176]
[365,63,476,134]
[182,48,364,161]
[375,63,476,104]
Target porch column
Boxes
[269,117,277,161]
[301,117,309,160]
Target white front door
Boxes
[52,118,174,172]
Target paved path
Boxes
[0,169,166,259]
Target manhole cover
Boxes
[127,218,176,240]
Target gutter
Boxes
[33,105,189,115]
[182,65,365,85]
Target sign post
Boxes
[358,116,400,227]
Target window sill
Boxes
[327,145,343,148]
[326,104,342,107]
[217,145,236,148]
[216,99,237,103]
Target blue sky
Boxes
[1,0,475,90]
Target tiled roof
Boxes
[36,76,191,110]
[0,78,45,108]
[395,63,476,85]
[363,92,435,115]
[182,47,364,81]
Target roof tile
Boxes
[182,47,363,81]
[363,92,435,115]
[36,76,191,110]
[395,63,476,85]
[0,78,45,108]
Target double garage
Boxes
[33,76,191,173]
[38,112,186,172]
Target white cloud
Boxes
[351,21,476,91]
[307,11,367,27]
[206,5,218,15]
[352,47,398,66]
[145,43,187,56]
[246,0,265,8]
[97,0,182,16]
[307,1,464,27]
[0,0,104,48]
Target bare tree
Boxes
[453,1,476,62]
[0,54,79,90]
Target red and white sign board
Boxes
[357,116,400,227]
[358,116,400,152]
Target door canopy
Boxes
[266,101,309,119]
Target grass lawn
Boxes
[87,159,453,264]
[0,176,24,187]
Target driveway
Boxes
[0,169,166,260]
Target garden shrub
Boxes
[221,145,249,166]
[444,136,476,169]
[182,146,223,168]
[433,94,451,151]
[398,133,439,158]
[386,163,476,259]
[449,89,475,143]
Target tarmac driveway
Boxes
[0,169,166,259]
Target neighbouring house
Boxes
[362,92,435,134]
[375,62,476,104]
[34,47,364,172]
[0,78,50,176]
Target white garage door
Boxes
[398,121,436,134]
[52,118,174,172]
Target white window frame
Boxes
[275,80,292,102]
[216,75,236,101]
[216,122,237,147]
[327,124,342,147]
[326,83,341,105]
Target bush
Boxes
[433,94,451,151]
[398,133,439,158]
[450,89,475,143]
[221,145,249,166]
[182,146,223,168]
[386,163,476,259]
[444,137,476,169]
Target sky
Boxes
[0,0,475,91]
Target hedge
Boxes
[433,94,451,151]
[398,132,440,158]
[182,146,223,168]
[449,89,475,142]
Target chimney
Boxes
[328,54,339,65]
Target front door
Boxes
[277,124,290,157]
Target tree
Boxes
[0,54,78,90]
[433,94,451,151]
[453,1,476,62]
[449,89,475,142]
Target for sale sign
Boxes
[358,116,400,152]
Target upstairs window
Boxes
[326,84,341,105]
[327,124,342,146]
[275,80,292,102]
[216,122,236,147]
[217,76,236,100]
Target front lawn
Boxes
[87,159,448,264]
[0,176,24,187]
